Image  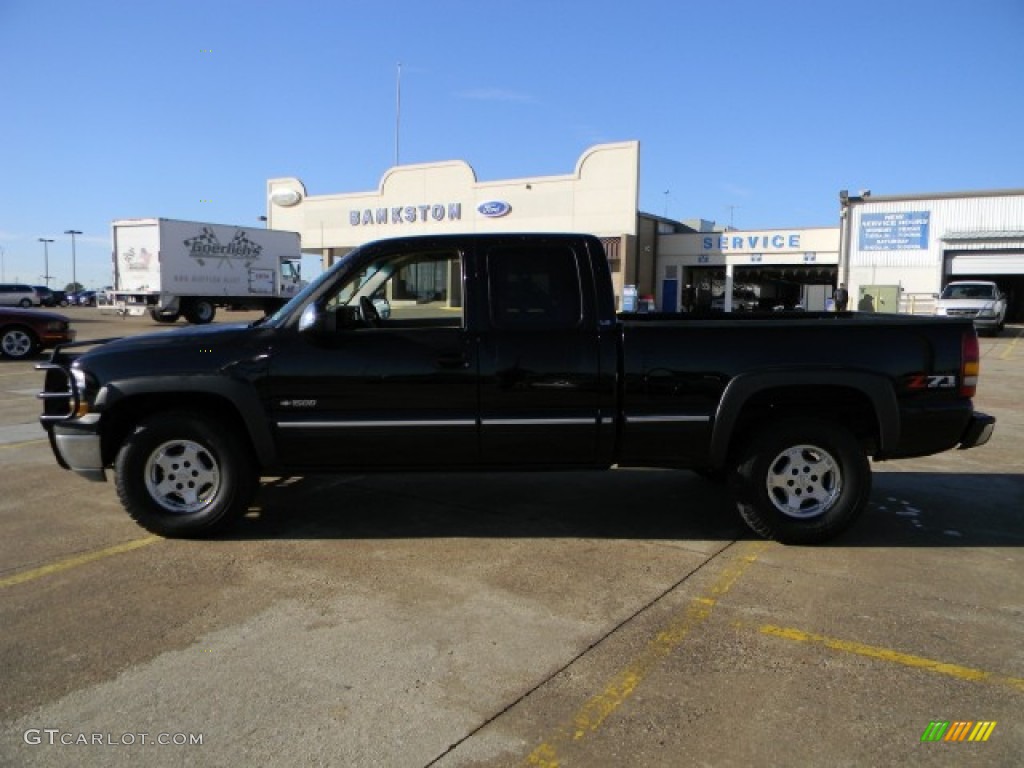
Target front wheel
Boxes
[1,326,39,359]
[150,308,180,324]
[730,418,871,545]
[115,412,257,537]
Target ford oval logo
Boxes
[477,200,511,218]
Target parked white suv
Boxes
[934,281,1007,336]
[0,283,41,308]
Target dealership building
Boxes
[267,142,1024,321]
[267,141,681,310]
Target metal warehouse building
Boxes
[840,189,1024,321]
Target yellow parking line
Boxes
[999,327,1022,360]
[759,624,1024,693]
[0,439,46,450]
[523,543,767,766]
[0,536,161,589]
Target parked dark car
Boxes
[0,307,76,360]
[31,287,69,307]
[33,286,55,306]
[75,291,98,307]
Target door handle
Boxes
[437,354,470,369]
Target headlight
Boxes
[70,367,94,417]
[71,367,88,392]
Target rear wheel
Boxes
[115,411,257,537]
[730,418,871,544]
[184,299,216,324]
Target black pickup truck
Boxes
[39,233,995,544]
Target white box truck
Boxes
[109,218,303,324]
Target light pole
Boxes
[38,238,55,287]
[65,229,82,292]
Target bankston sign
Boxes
[347,199,513,228]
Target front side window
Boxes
[322,249,464,328]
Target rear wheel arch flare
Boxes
[710,371,899,468]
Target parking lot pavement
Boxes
[0,313,1021,767]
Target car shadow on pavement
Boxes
[223,469,1023,547]
[231,469,747,542]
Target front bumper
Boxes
[958,412,996,450]
[43,421,107,481]
[972,316,1000,331]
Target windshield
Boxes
[262,248,364,326]
[940,284,995,300]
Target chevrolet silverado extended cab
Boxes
[39,233,995,544]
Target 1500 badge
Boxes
[280,399,317,407]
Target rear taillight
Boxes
[960,330,979,398]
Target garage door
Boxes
[949,251,1024,275]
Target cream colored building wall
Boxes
[266,141,640,262]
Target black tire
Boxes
[150,308,181,324]
[114,411,257,538]
[1,326,39,359]
[184,299,216,324]
[730,418,871,545]
[18,298,33,308]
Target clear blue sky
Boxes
[2,0,1022,289]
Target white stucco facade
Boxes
[267,141,638,253]
[266,141,644,306]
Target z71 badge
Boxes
[907,374,956,390]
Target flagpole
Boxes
[395,62,402,166]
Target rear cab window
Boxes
[485,244,584,330]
